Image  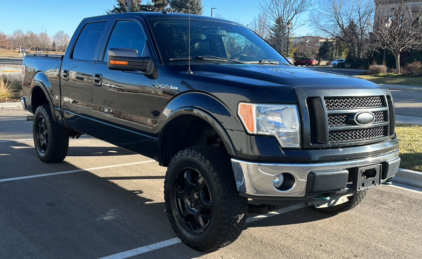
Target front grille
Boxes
[374,111,387,123]
[328,114,348,127]
[328,111,388,127]
[306,95,392,148]
[329,127,387,142]
[325,96,384,110]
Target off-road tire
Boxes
[311,189,368,214]
[33,105,69,163]
[164,146,248,252]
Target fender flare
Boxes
[30,72,56,122]
[157,92,242,163]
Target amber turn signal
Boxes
[110,60,129,65]
[238,103,255,133]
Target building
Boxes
[374,0,422,29]
[291,36,332,47]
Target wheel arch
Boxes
[30,72,56,122]
[157,92,240,166]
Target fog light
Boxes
[273,174,284,188]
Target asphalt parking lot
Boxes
[1,107,422,259]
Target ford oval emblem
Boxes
[355,112,375,125]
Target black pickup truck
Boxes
[21,12,400,251]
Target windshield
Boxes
[147,18,289,65]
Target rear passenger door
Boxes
[61,21,107,135]
[91,19,158,157]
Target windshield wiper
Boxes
[240,59,280,65]
[169,56,243,64]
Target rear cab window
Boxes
[72,22,107,61]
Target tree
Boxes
[371,0,422,74]
[250,13,271,39]
[311,0,374,62]
[169,0,203,15]
[52,41,56,51]
[107,0,143,13]
[53,31,70,52]
[0,31,8,48]
[151,0,168,11]
[318,40,334,59]
[39,32,51,51]
[24,31,40,51]
[11,29,25,49]
[260,0,314,55]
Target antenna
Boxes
[187,0,193,75]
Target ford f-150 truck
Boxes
[21,12,400,252]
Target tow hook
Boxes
[313,195,330,201]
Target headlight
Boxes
[238,103,301,148]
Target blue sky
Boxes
[0,0,313,37]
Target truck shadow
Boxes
[0,139,341,259]
[246,206,336,230]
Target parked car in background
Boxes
[332,59,346,67]
[294,58,317,66]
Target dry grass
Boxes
[0,75,13,101]
[396,124,422,172]
[356,74,422,86]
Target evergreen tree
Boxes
[52,41,56,51]
[151,0,168,12]
[169,0,202,15]
[107,0,143,14]
[267,17,287,55]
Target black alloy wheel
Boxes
[35,116,49,154]
[174,167,212,234]
[164,146,248,251]
[33,105,69,163]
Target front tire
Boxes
[164,147,248,252]
[311,190,368,214]
[33,105,69,163]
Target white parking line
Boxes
[0,138,33,143]
[99,203,308,259]
[99,238,181,259]
[0,160,155,183]
[0,118,27,122]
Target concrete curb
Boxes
[0,102,21,108]
[393,168,422,189]
[379,85,422,92]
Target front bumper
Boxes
[231,150,400,198]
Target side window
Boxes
[103,21,149,62]
[72,22,106,61]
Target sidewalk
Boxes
[380,84,422,92]
[394,168,422,189]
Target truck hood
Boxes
[184,64,378,102]
[190,64,376,88]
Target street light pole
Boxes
[383,18,392,65]
[286,21,292,57]
[127,0,131,12]
[211,7,216,17]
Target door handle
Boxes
[93,73,102,87]
[62,70,69,81]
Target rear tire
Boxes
[33,105,69,163]
[164,146,248,252]
[310,190,368,214]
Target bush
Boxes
[350,62,364,69]
[404,50,422,66]
[402,61,422,76]
[369,65,387,75]
[337,62,346,68]
[0,76,13,101]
